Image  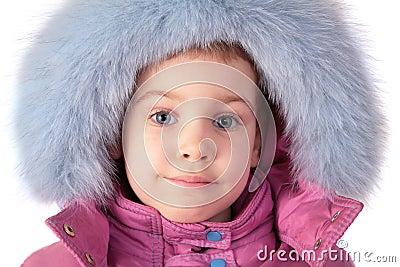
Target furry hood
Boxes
[15,0,385,205]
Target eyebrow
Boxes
[134,89,248,105]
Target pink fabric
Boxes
[21,118,363,267]
[21,177,361,267]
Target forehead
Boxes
[136,52,258,87]
[130,59,263,117]
[136,84,248,105]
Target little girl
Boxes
[16,1,385,266]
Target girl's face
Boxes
[123,53,260,223]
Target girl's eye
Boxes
[213,115,238,129]
[150,111,176,125]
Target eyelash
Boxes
[148,109,175,125]
[212,113,242,130]
[148,109,242,129]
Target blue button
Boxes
[206,231,222,242]
[210,258,226,267]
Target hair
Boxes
[137,41,258,84]
[177,41,255,64]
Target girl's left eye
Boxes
[213,115,239,129]
[150,111,176,125]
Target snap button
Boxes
[331,211,340,222]
[206,231,222,242]
[314,238,322,250]
[63,223,75,237]
[85,252,95,266]
[210,258,226,267]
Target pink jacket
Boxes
[22,145,362,267]
[15,1,382,266]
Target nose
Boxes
[178,119,213,162]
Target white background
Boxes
[0,1,399,266]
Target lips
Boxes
[164,175,211,188]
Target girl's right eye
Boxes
[150,111,176,125]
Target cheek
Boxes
[215,134,232,161]
[246,119,257,143]
[216,163,251,209]
[220,125,256,163]
[144,131,166,170]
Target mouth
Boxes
[163,175,212,188]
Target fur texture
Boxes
[15,0,385,205]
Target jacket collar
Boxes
[45,179,273,266]
[108,178,274,250]
[267,148,363,266]
[274,180,363,266]
[46,201,109,266]
[46,177,362,267]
